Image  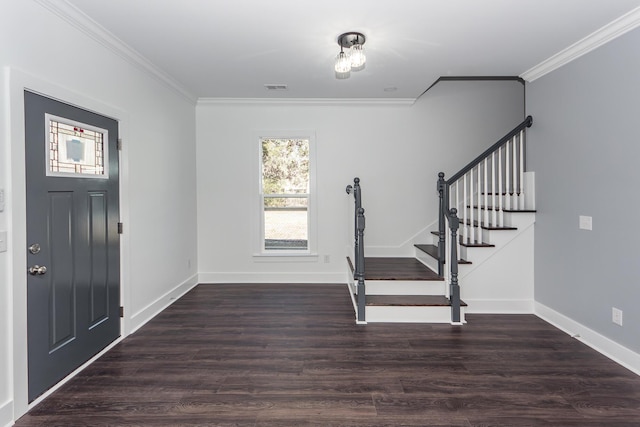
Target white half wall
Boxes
[461,224,535,314]
[0,1,198,423]
[196,81,524,283]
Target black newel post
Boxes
[353,178,361,275]
[356,207,366,322]
[448,208,461,324]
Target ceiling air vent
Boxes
[264,84,288,91]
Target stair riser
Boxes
[479,228,518,246]
[365,306,466,324]
[364,280,445,296]
[416,249,440,272]
[503,212,535,229]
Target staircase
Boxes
[346,255,465,323]
[346,116,534,324]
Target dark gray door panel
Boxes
[25,91,120,402]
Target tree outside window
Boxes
[261,138,310,251]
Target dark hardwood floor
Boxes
[15,284,640,426]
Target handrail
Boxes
[346,177,366,323]
[447,116,532,184]
[437,115,533,324]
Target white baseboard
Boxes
[0,399,12,427]
[465,299,534,314]
[198,272,346,284]
[535,302,640,377]
[129,274,199,333]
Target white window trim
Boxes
[253,131,317,259]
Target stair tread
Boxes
[365,295,467,307]
[468,205,537,213]
[480,192,518,195]
[459,239,494,248]
[362,257,443,281]
[459,219,517,231]
[414,239,494,249]
[414,244,472,264]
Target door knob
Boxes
[28,265,47,275]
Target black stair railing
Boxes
[437,115,533,324]
[346,177,366,323]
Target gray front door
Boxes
[25,91,120,402]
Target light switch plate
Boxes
[612,307,623,326]
[0,231,7,252]
[579,215,592,230]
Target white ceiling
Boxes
[63,0,640,100]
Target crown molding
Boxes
[197,97,416,106]
[34,0,197,104]
[417,76,524,100]
[521,6,640,82]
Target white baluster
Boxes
[498,145,504,226]
[456,180,461,259]
[455,180,460,225]
[476,165,481,242]
[519,130,525,210]
[491,151,497,226]
[463,174,469,243]
[504,140,511,210]
[483,157,489,227]
[469,170,474,243]
[512,135,518,209]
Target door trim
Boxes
[6,66,131,420]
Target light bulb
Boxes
[350,43,365,71]
[335,50,351,74]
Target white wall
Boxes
[0,67,11,426]
[0,1,198,423]
[196,81,524,283]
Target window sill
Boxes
[252,252,319,263]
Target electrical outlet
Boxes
[579,215,592,230]
[324,255,331,264]
[612,307,623,326]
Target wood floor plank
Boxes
[14,283,640,426]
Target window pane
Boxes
[264,197,308,250]
[261,139,309,194]
[48,117,107,177]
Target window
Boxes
[258,134,315,255]
[46,114,109,179]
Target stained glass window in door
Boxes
[46,114,109,178]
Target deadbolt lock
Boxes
[28,243,41,254]
[28,265,47,275]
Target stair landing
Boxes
[363,257,442,281]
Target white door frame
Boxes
[5,66,131,420]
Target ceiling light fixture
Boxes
[335,32,366,79]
